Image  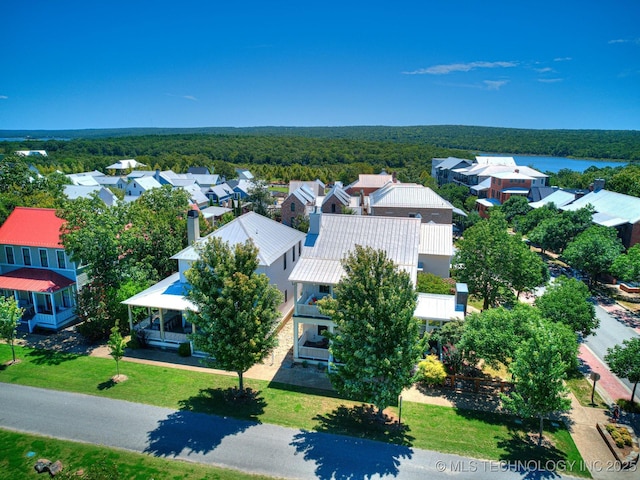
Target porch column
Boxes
[31,292,37,314]
[328,324,335,368]
[50,293,57,324]
[159,308,165,341]
[293,283,298,315]
[293,317,299,360]
[128,305,133,333]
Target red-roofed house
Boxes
[0,207,80,332]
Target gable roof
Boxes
[419,223,453,256]
[172,212,306,266]
[347,173,395,191]
[129,176,162,191]
[562,189,640,224]
[433,157,473,170]
[475,156,516,166]
[289,180,325,196]
[529,189,576,208]
[289,214,421,285]
[322,184,350,207]
[0,207,65,248]
[107,159,146,170]
[288,185,316,205]
[369,183,454,210]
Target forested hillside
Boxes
[2,125,639,160]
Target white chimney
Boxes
[187,209,200,244]
[309,206,322,235]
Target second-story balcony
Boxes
[294,290,332,318]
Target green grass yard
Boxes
[0,428,274,480]
[0,344,590,477]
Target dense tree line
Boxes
[2,125,639,160]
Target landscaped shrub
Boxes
[606,424,633,448]
[178,342,191,357]
[416,355,447,386]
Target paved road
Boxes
[584,303,639,401]
[0,384,582,479]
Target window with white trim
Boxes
[5,246,14,265]
[39,249,48,267]
[57,251,66,269]
[22,248,31,266]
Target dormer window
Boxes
[22,248,31,266]
[5,246,14,265]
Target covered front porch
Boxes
[293,316,335,364]
[0,268,76,332]
[122,273,197,352]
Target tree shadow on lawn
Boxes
[454,408,573,479]
[26,348,80,366]
[495,423,572,480]
[145,387,266,458]
[290,404,414,480]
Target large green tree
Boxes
[318,246,421,418]
[0,296,23,364]
[59,187,191,341]
[563,225,624,286]
[535,276,598,337]
[605,338,640,404]
[186,238,283,393]
[460,304,578,373]
[501,320,573,447]
[612,244,640,284]
[453,211,545,309]
[460,305,537,370]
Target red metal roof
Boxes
[0,207,65,248]
[0,268,75,293]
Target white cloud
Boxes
[484,80,509,90]
[553,57,572,62]
[403,61,517,75]
[165,93,198,101]
[534,67,554,73]
[538,78,563,83]
[608,38,640,45]
[0,95,7,100]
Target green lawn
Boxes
[0,344,590,477]
[0,428,275,480]
[566,376,607,409]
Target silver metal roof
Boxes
[122,272,197,311]
[562,189,640,224]
[419,223,453,256]
[289,214,421,285]
[415,293,463,321]
[369,183,454,210]
[172,212,306,266]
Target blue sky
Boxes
[2,1,639,131]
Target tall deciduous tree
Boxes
[453,211,544,309]
[318,246,420,418]
[605,338,640,404]
[0,296,23,364]
[535,276,598,337]
[186,238,282,393]
[247,179,273,218]
[612,244,640,284]
[563,225,624,286]
[501,320,572,447]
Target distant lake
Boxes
[512,155,628,173]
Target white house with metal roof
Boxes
[288,210,464,364]
[122,211,306,351]
[561,189,640,249]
